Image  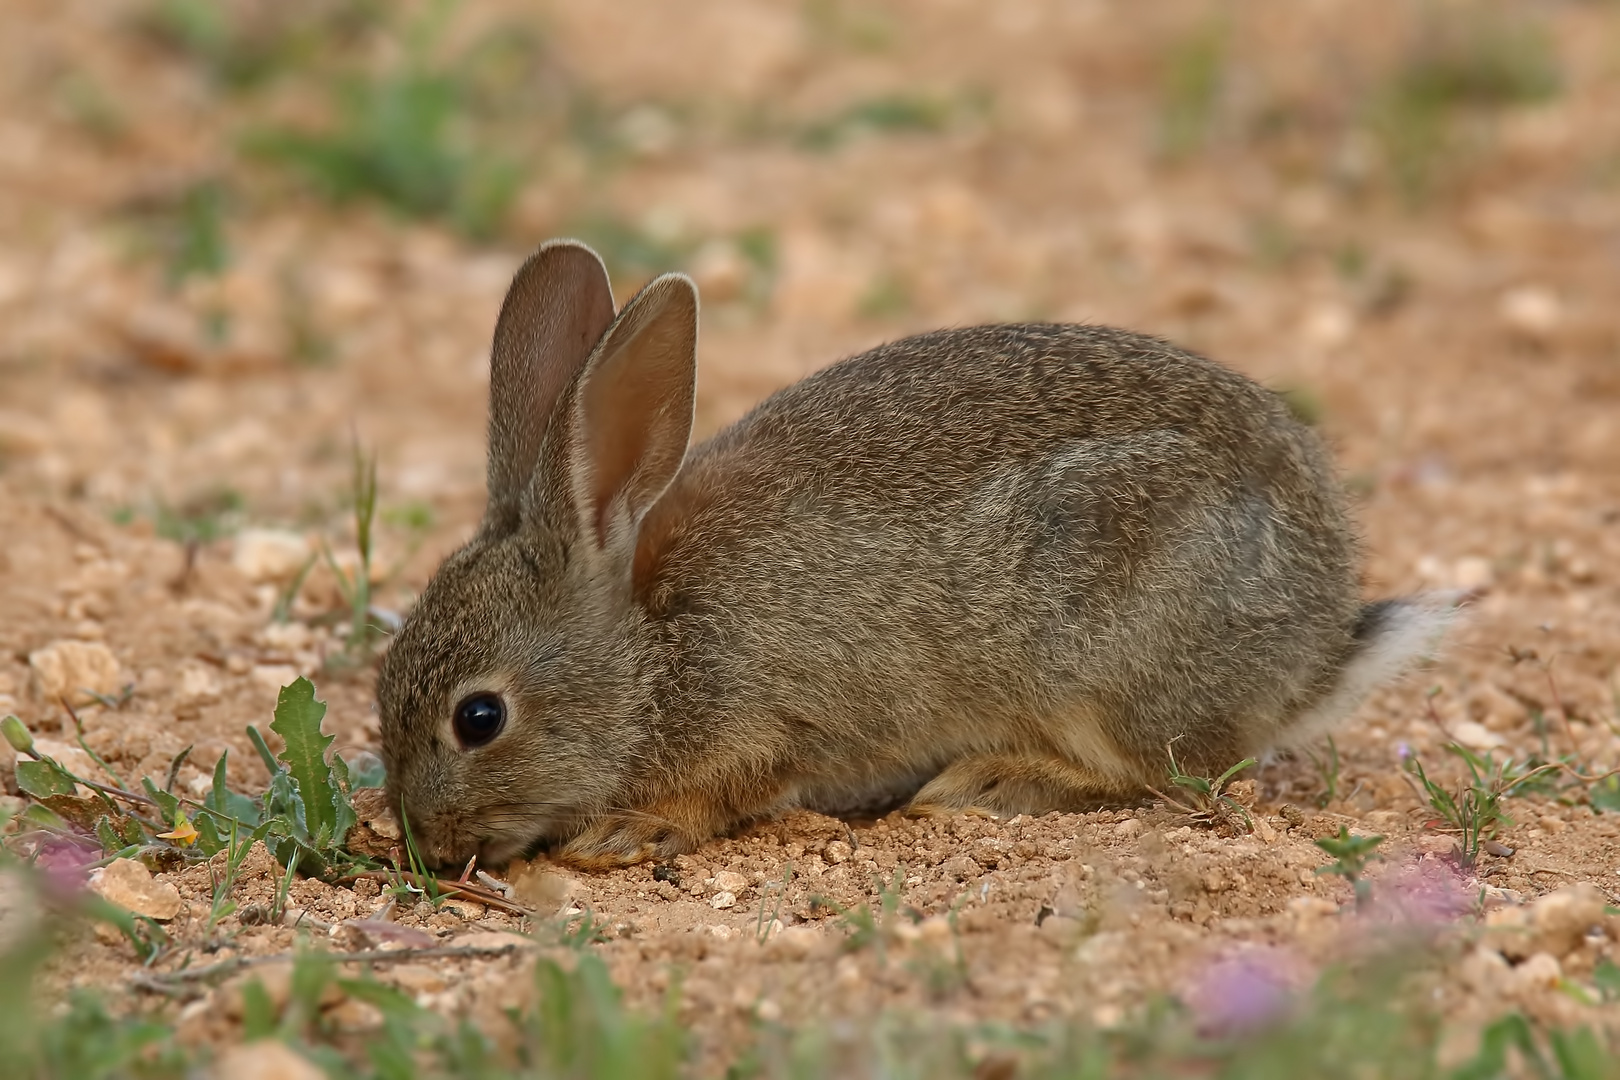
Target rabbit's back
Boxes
[635,324,1359,804]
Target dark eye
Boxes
[452,693,506,748]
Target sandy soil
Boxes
[2,0,1620,1068]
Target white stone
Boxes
[713,870,749,895]
[1300,303,1354,350]
[215,1040,326,1080]
[1450,720,1504,750]
[1509,951,1563,994]
[689,241,748,302]
[90,858,183,921]
[766,925,820,959]
[174,660,223,705]
[1498,286,1562,340]
[511,867,587,914]
[258,622,315,651]
[1528,883,1606,958]
[232,529,312,584]
[1452,556,1494,590]
[28,640,122,706]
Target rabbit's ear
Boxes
[565,272,698,558]
[484,239,615,536]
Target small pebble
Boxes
[215,1040,325,1080]
[1483,840,1514,858]
[28,640,122,706]
[713,870,749,895]
[90,858,183,921]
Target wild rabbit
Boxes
[377,239,1453,868]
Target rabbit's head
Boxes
[376,240,698,867]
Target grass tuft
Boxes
[136,0,384,94]
[1315,826,1385,910]
[1153,747,1257,831]
[799,94,955,151]
[1368,6,1562,200]
[1158,18,1229,159]
[245,6,523,238]
[1403,746,1515,868]
[321,442,384,665]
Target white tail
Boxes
[1275,592,1466,750]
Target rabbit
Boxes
[376,238,1456,870]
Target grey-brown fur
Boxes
[377,239,1453,868]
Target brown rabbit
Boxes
[376,238,1453,869]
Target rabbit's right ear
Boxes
[483,240,615,536]
[561,273,698,566]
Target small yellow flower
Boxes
[158,817,199,847]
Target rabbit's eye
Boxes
[453,693,506,748]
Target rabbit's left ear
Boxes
[563,272,698,559]
[484,239,616,537]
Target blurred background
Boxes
[1,0,1617,745]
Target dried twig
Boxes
[1540,655,1576,748]
[128,941,530,993]
[336,869,533,917]
[476,870,515,898]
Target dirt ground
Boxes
[3,0,1620,1070]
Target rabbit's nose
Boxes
[412,818,473,872]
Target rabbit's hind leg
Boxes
[902,755,1129,819]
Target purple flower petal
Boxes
[34,839,99,901]
[1188,949,1297,1035]
[1379,857,1472,925]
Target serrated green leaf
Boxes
[264,768,308,846]
[18,803,70,833]
[203,752,262,826]
[94,815,123,855]
[140,777,182,828]
[346,752,387,790]
[120,816,147,847]
[330,750,357,849]
[15,760,78,799]
[269,677,352,852]
[195,814,224,856]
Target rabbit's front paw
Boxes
[556,811,703,869]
